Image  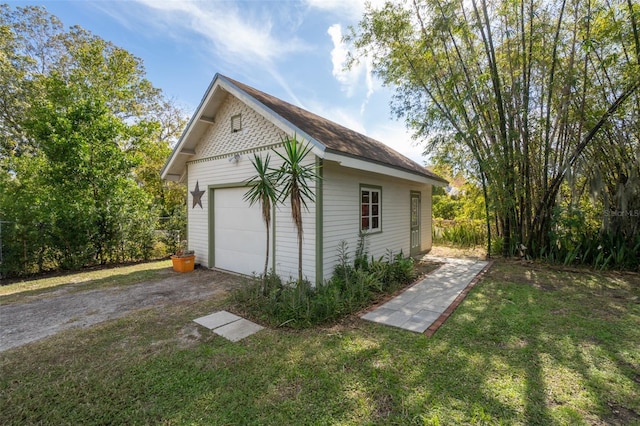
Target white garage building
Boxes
[161,74,447,283]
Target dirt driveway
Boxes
[0,268,244,352]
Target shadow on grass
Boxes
[1,261,638,424]
[0,261,174,303]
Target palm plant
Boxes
[272,135,319,283]
[244,153,278,294]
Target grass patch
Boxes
[0,260,172,302]
[1,260,638,424]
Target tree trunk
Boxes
[481,171,491,258]
[263,223,270,296]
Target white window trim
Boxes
[360,186,381,233]
[231,114,242,133]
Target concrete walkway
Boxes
[361,256,490,335]
[193,256,489,342]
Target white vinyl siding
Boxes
[321,160,432,281]
[273,191,316,282]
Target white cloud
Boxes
[313,0,387,105]
[103,0,309,104]
[327,23,374,99]
[133,0,308,65]
[305,0,364,19]
[305,0,388,19]
[328,24,354,95]
[368,121,428,165]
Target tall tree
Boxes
[244,153,278,294]
[348,0,639,260]
[0,5,186,276]
[272,136,319,283]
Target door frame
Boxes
[410,191,421,256]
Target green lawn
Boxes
[0,260,172,300]
[1,260,638,425]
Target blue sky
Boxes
[11,0,427,163]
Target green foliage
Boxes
[490,236,504,257]
[269,135,319,283]
[533,205,640,271]
[157,205,186,255]
[244,153,278,292]
[433,219,486,247]
[0,5,186,278]
[431,166,485,222]
[431,164,490,248]
[348,0,640,263]
[271,135,318,211]
[232,237,416,328]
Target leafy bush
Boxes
[529,205,640,271]
[231,238,417,328]
[433,219,487,247]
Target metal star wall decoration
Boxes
[191,181,205,209]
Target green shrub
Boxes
[531,205,640,271]
[433,219,486,247]
[231,238,417,328]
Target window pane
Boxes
[231,114,242,132]
[360,188,381,231]
[411,197,420,227]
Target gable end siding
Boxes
[185,93,316,281]
[194,94,287,161]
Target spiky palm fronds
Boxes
[272,135,320,283]
[244,153,278,293]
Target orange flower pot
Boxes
[171,255,195,273]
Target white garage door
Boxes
[214,187,267,276]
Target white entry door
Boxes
[213,187,267,276]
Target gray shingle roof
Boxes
[224,76,447,184]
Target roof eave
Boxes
[323,150,448,186]
[161,74,329,181]
[161,75,222,180]
[161,74,448,187]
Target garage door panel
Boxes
[217,210,264,232]
[216,230,265,254]
[214,187,267,276]
[214,249,264,276]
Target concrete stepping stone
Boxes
[194,310,264,342]
[194,310,241,329]
[214,318,265,342]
